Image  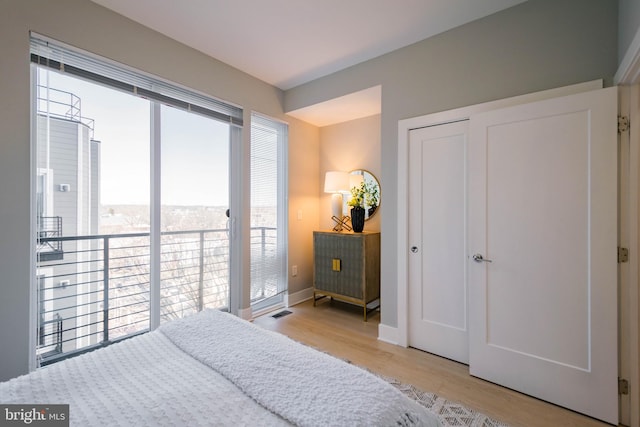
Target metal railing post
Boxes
[260,227,266,298]
[103,237,109,343]
[198,231,205,312]
[54,313,63,353]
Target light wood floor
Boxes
[253,298,614,427]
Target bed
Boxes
[1,309,441,426]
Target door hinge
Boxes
[618,247,629,263]
[618,115,630,133]
[619,378,629,395]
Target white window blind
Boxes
[30,33,243,127]
[250,114,287,309]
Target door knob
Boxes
[472,253,492,263]
[411,246,419,253]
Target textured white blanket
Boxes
[159,309,441,427]
[1,309,441,426]
[0,331,289,426]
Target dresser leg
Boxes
[313,293,329,307]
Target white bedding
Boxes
[1,309,441,427]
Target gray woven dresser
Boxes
[312,231,380,321]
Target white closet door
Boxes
[468,87,618,424]
[408,120,469,363]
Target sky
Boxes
[38,69,230,207]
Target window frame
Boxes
[29,34,245,367]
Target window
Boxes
[31,34,242,365]
[250,114,288,313]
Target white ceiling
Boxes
[91,0,526,125]
[286,86,382,127]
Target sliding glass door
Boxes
[160,105,230,322]
[31,36,240,364]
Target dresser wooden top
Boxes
[314,230,380,236]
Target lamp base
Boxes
[330,193,346,231]
[331,193,343,219]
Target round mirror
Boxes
[344,169,380,221]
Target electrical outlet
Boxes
[292,265,298,277]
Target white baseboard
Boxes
[378,323,401,346]
[286,286,313,307]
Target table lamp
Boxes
[324,171,350,230]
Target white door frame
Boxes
[630,83,640,427]
[618,84,640,427]
[616,28,640,426]
[393,79,603,348]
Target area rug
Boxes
[382,375,510,427]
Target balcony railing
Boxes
[38,313,62,357]
[36,85,95,138]
[36,226,277,366]
[37,216,63,261]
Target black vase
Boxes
[351,207,365,233]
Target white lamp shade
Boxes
[324,171,350,193]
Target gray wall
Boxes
[284,0,619,329]
[619,0,640,61]
[0,0,623,382]
[0,0,319,381]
